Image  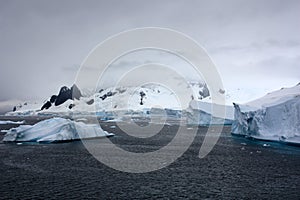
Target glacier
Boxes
[3,117,113,143]
[186,100,234,125]
[232,83,300,145]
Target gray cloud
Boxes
[0,0,299,103]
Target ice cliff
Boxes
[232,83,300,145]
[186,100,234,125]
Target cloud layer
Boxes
[0,0,299,104]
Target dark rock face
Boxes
[86,99,94,105]
[40,84,82,110]
[106,91,113,97]
[99,91,117,101]
[106,91,117,97]
[68,104,75,109]
[54,84,82,106]
[140,91,146,105]
[100,94,107,101]
[199,84,210,99]
[50,95,57,103]
[71,84,82,100]
[41,101,52,110]
[55,86,72,106]
[219,88,225,94]
[99,89,104,93]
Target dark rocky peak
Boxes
[50,95,57,103]
[55,86,72,106]
[60,86,69,93]
[41,101,51,110]
[71,84,82,100]
[54,84,82,106]
[41,84,83,109]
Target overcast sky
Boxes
[0,0,300,112]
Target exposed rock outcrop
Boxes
[41,101,52,110]
[40,84,82,110]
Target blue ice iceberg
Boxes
[3,117,113,143]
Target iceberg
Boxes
[232,83,300,145]
[186,100,234,125]
[0,120,24,125]
[3,117,113,143]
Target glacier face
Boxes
[232,84,300,144]
[186,100,234,125]
[3,117,113,143]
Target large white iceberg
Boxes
[3,117,113,143]
[232,83,300,145]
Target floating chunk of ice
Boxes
[0,120,24,125]
[3,117,113,143]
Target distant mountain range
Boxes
[8,82,210,116]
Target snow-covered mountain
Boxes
[6,82,210,116]
[232,83,300,145]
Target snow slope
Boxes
[6,83,209,116]
[3,117,113,143]
[232,83,300,145]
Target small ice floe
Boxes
[110,125,116,129]
[240,142,247,146]
[1,130,8,133]
[3,117,113,143]
[76,118,88,122]
[0,120,25,125]
[107,118,123,122]
[263,144,270,147]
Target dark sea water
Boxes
[0,118,299,199]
